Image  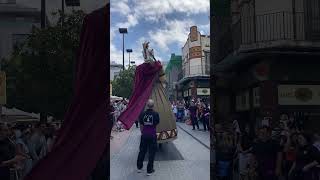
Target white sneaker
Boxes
[137,169,142,173]
[147,169,155,176]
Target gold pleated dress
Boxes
[148,68,177,143]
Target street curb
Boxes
[177,124,210,150]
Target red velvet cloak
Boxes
[117,61,162,130]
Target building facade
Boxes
[213,0,320,132]
[0,0,41,61]
[178,26,210,101]
[165,53,182,102]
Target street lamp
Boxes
[126,49,132,67]
[119,28,128,70]
[41,0,46,29]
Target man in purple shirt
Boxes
[137,99,160,176]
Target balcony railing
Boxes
[181,65,210,78]
[217,11,320,62]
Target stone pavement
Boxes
[110,126,210,180]
[110,128,133,157]
[176,122,210,148]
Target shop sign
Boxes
[236,91,250,111]
[253,87,260,107]
[197,88,210,96]
[278,85,320,105]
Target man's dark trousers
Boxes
[191,116,199,129]
[137,135,157,173]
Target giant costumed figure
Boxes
[117,42,177,143]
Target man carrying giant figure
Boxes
[117,41,177,144]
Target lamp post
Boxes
[119,28,128,70]
[61,0,65,26]
[41,0,46,29]
[126,49,132,67]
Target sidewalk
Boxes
[110,127,210,180]
[176,122,210,149]
[110,127,133,157]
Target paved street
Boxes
[110,123,210,180]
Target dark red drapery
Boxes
[24,5,110,180]
[117,61,162,130]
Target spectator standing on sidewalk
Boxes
[289,133,320,180]
[137,99,160,176]
[238,124,253,180]
[0,124,16,180]
[251,126,283,180]
[28,123,48,167]
[189,101,199,130]
[215,131,235,180]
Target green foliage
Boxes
[112,66,136,99]
[2,10,86,120]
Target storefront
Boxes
[177,77,210,102]
[277,84,320,132]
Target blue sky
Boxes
[111,0,210,66]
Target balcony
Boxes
[217,11,320,62]
[182,64,210,78]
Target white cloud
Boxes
[133,0,209,22]
[111,0,209,28]
[115,14,139,29]
[148,19,194,52]
[110,0,210,65]
[198,23,210,35]
[110,0,130,16]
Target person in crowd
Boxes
[172,102,177,120]
[189,101,199,130]
[0,124,27,180]
[176,102,185,122]
[203,103,210,132]
[28,123,48,166]
[198,102,204,130]
[215,131,236,180]
[45,125,55,153]
[289,133,320,180]
[12,126,33,179]
[250,126,283,180]
[184,106,190,123]
[313,133,320,151]
[238,126,253,180]
[136,99,160,176]
[282,132,298,180]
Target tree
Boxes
[2,10,86,121]
[112,66,135,99]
